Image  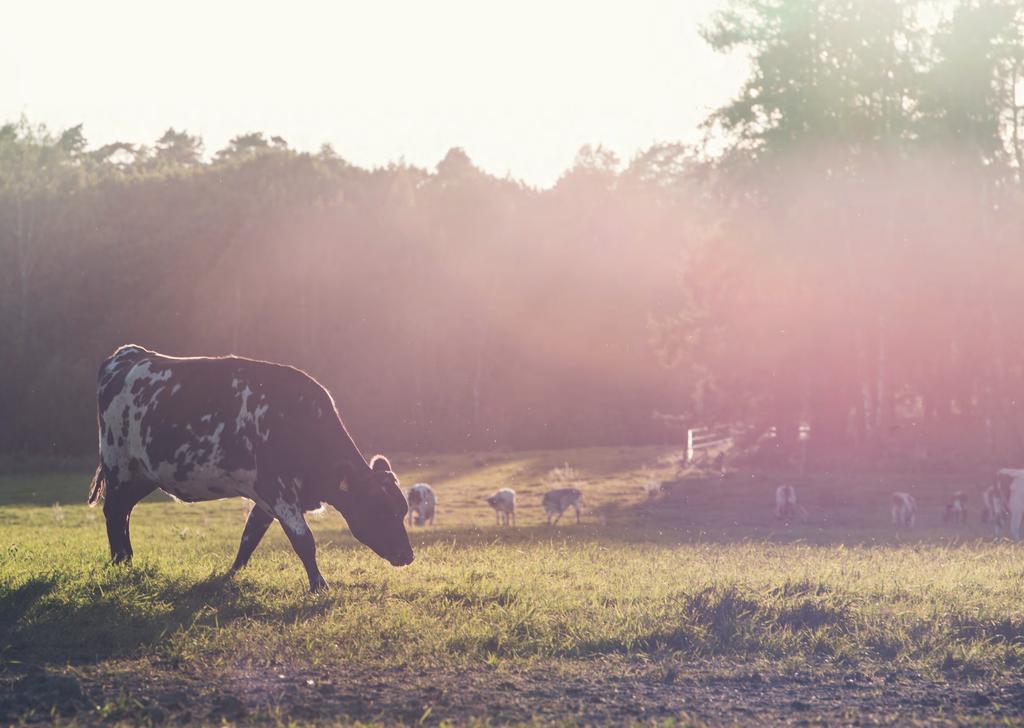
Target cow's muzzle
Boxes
[389,549,414,567]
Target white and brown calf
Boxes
[982,483,1010,536]
[486,488,516,526]
[542,487,582,526]
[774,484,807,523]
[942,491,967,526]
[891,492,916,528]
[995,469,1024,541]
[89,344,413,591]
[406,483,436,526]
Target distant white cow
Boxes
[982,483,1010,536]
[891,492,916,528]
[405,483,436,526]
[996,469,1024,541]
[774,484,807,523]
[643,480,663,499]
[942,491,967,526]
[486,488,516,526]
[542,487,582,526]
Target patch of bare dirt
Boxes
[3,659,1023,726]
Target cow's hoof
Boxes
[309,577,329,593]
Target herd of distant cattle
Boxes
[87,345,1024,591]
[404,471,1024,540]
[768,471,1024,539]
[405,482,583,528]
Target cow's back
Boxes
[544,487,581,509]
[96,345,341,508]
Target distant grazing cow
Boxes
[982,483,1010,536]
[88,344,413,591]
[774,484,807,523]
[405,483,436,526]
[486,488,516,526]
[643,480,663,499]
[542,487,582,525]
[942,491,967,526]
[995,469,1024,541]
[891,492,916,528]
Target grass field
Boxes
[2,446,1024,726]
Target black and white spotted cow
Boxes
[88,344,413,591]
[542,487,582,526]
[942,491,968,526]
[982,483,1010,536]
[405,483,436,526]
[890,491,916,528]
[486,488,516,526]
[996,469,1024,542]
[774,484,807,523]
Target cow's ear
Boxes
[370,455,392,473]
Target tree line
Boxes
[2,0,1023,464]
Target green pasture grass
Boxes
[2,446,1023,725]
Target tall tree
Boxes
[679,0,1024,461]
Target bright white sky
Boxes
[0,1,747,188]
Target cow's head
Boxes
[332,455,413,567]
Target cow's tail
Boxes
[87,464,105,506]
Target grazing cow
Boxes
[982,483,1010,536]
[486,488,516,526]
[774,484,807,523]
[643,480,663,499]
[891,492,916,528]
[88,344,413,591]
[995,469,1024,541]
[542,487,582,526]
[406,483,436,526]
[942,491,967,526]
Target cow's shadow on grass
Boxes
[0,566,334,669]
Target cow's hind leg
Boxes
[230,505,274,572]
[103,478,156,564]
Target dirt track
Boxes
[5,660,1023,726]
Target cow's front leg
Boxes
[229,505,274,572]
[273,499,327,592]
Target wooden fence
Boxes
[685,425,733,464]
[685,423,811,465]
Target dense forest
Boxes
[2,0,1023,463]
